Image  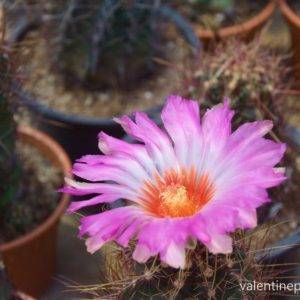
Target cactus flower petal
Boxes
[63,95,286,268]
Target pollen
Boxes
[141,168,215,218]
[160,185,188,205]
[159,185,196,217]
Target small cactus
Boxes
[43,0,163,89]
[180,37,287,129]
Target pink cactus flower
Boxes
[61,95,286,268]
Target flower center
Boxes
[159,184,198,218]
[141,168,215,218]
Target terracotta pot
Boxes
[194,1,276,47]
[0,125,71,298]
[279,0,300,85]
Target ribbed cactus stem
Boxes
[48,0,159,89]
[0,51,20,211]
[97,241,262,299]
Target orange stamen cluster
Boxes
[140,168,215,218]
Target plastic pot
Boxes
[279,0,300,85]
[15,5,200,162]
[0,125,71,298]
[194,1,276,47]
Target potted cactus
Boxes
[61,95,293,298]
[180,36,287,126]
[169,0,276,47]
[0,39,71,297]
[6,0,199,160]
[47,0,168,90]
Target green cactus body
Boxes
[98,241,263,299]
[0,52,21,212]
[122,247,257,299]
[181,37,286,132]
[48,0,160,89]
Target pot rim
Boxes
[195,0,276,39]
[16,85,163,128]
[0,125,72,252]
[279,0,300,27]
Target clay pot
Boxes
[194,1,276,47]
[279,0,300,85]
[0,125,71,298]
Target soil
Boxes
[0,141,62,243]
[174,0,268,30]
[17,26,188,119]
